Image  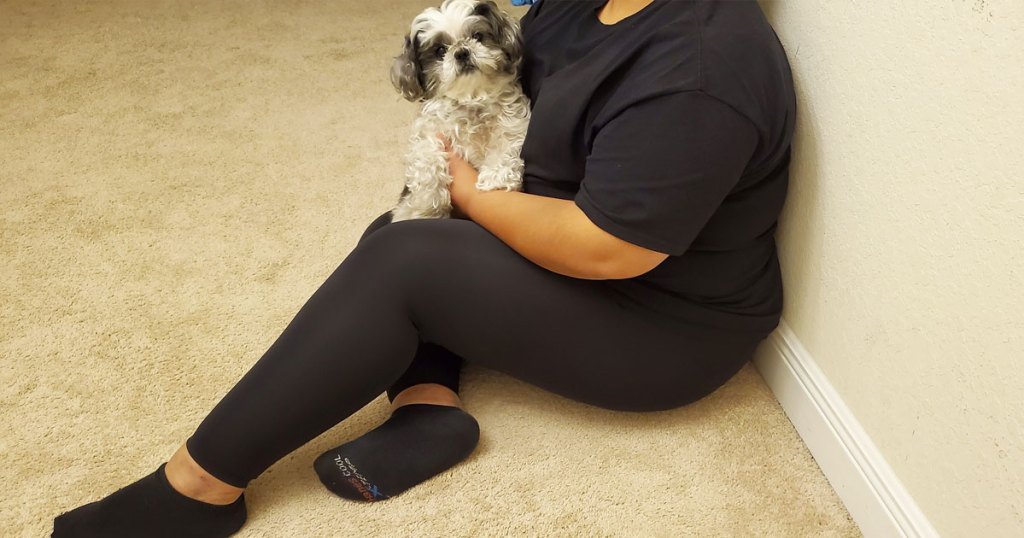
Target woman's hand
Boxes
[438,134,480,219]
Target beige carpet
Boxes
[0,1,859,536]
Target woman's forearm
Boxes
[464,189,612,280]
[440,136,665,280]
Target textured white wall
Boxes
[758,1,1024,535]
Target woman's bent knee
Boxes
[354,217,484,260]
[356,210,396,246]
[345,218,480,287]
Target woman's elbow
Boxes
[570,208,670,279]
[594,249,670,280]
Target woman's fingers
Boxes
[436,132,451,152]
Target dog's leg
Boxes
[475,114,528,193]
[391,133,453,222]
[476,158,523,193]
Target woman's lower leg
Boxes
[359,212,466,411]
[183,225,430,489]
[52,222,433,535]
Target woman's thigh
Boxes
[358,214,756,412]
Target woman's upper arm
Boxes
[573,91,759,259]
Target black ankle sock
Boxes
[52,463,246,538]
[314,404,480,502]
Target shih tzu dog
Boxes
[388,0,531,222]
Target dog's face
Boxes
[391,0,523,102]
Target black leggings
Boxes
[185,210,760,488]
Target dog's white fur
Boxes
[389,0,531,222]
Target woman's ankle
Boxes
[164,444,245,505]
[389,383,462,412]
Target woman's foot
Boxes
[52,446,247,537]
[313,383,480,502]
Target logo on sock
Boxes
[333,455,387,501]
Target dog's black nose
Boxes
[454,49,470,63]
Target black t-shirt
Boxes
[517,0,796,338]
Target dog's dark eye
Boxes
[435,45,448,58]
[472,32,485,41]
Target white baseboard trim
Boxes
[752,320,939,538]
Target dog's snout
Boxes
[454,49,470,63]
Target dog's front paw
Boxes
[476,166,523,192]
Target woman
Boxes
[52,0,795,535]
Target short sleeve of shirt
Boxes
[573,90,759,256]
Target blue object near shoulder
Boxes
[510,0,536,6]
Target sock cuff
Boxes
[390,403,466,415]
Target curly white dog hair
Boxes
[389,0,531,222]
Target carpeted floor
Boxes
[0,1,859,536]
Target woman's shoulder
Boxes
[696,2,796,144]
[615,2,793,124]
[519,0,592,30]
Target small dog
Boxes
[388,0,531,222]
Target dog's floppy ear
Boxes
[474,0,523,73]
[391,32,427,101]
